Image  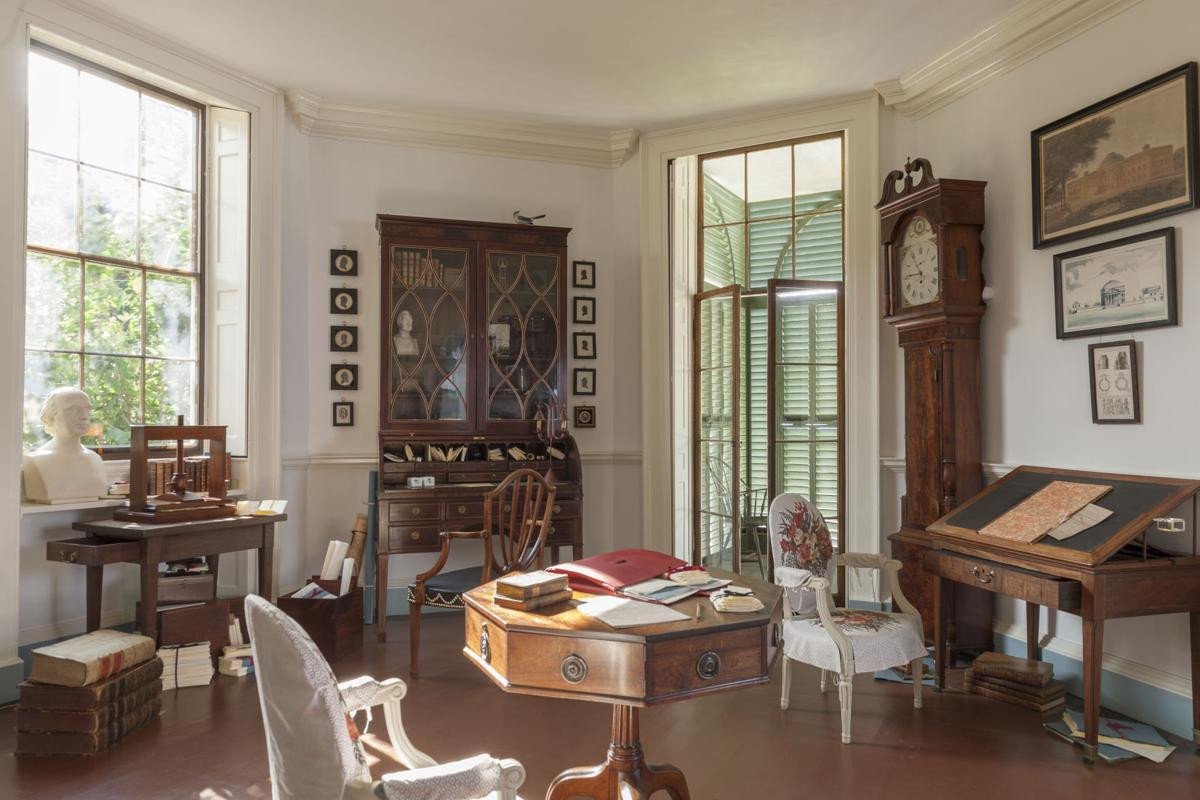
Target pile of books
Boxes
[16,629,162,756]
[218,644,255,677]
[494,571,572,611]
[964,651,1066,712]
[159,642,215,689]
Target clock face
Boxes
[898,215,939,307]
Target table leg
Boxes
[258,524,275,601]
[1082,618,1104,764]
[376,551,389,643]
[139,538,163,641]
[1190,612,1200,749]
[206,554,220,594]
[572,544,583,561]
[85,565,103,632]
[933,577,948,692]
[1026,602,1040,661]
[545,705,690,800]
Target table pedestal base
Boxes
[546,705,690,800]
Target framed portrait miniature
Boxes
[572,260,596,289]
[572,367,596,396]
[331,287,358,315]
[1089,340,1140,424]
[330,249,358,276]
[573,405,596,428]
[1032,62,1198,248]
[332,401,355,427]
[330,364,359,391]
[572,331,596,359]
[1053,227,1176,339]
[572,296,596,324]
[330,325,358,352]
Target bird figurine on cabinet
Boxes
[512,210,546,225]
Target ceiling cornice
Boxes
[285,90,638,169]
[876,0,1144,119]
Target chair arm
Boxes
[883,559,922,620]
[812,577,856,675]
[368,755,526,800]
[836,552,896,571]
[413,530,486,584]
[337,675,437,770]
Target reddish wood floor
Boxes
[2,613,1197,799]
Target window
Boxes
[23,46,203,450]
[694,134,844,575]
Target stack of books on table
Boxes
[494,571,572,611]
[218,644,255,677]
[964,651,1066,712]
[158,642,214,689]
[16,629,162,756]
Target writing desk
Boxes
[48,513,285,641]
[922,466,1200,763]
[463,568,783,799]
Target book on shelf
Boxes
[29,629,157,688]
[17,681,162,733]
[158,642,214,690]
[970,651,1054,687]
[19,657,163,712]
[495,570,569,601]
[16,696,161,756]
[493,588,573,611]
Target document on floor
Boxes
[577,596,689,628]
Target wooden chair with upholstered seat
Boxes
[407,468,556,677]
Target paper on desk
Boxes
[1046,503,1112,541]
[576,596,689,628]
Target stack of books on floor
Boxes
[16,629,162,756]
[964,651,1066,712]
[494,570,572,610]
[159,642,214,689]
[218,644,254,677]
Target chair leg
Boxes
[837,673,853,744]
[911,657,924,709]
[780,657,792,710]
[819,669,829,693]
[408,592,423,678]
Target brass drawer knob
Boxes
[560,654,588,684]
[553,504,561,514]
[457,505,467,514]
[409,531,421,542]
[970,565,995,584]
[696,651,721,680]
[411,507,422,516]
[504,504,511,513]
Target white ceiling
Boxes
[86,0,1019,128]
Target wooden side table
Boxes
[462,568,783,799]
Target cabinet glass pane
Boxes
[487,252,561,420]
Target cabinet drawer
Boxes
[448,470,509,483]
[387,502,442,522]
[387,525,441,551]
[925,552,1081,612]
[505,629,646,701]
[447,501,484,520]
[47,536,140,566]
[550,500,581,518]
[545,518,578,544]
[646,626,765,700]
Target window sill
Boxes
[21,489,247,518]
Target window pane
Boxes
[83,355,141,446]
[746,146,792,220]
[26,253,81,351]
[146,273,196,358]
[28,53,78,160]
[702,224,744,289]
[748,219,793,287]
[81,166,138,260]
[793,211,843,280]
[140,182,194,268]
[23,352,81,448]
[141,95,196,190]
[702,154,745,225]
[794,137,842,197]
[84,262,143,355]
[79,72,138,174]
[145,358,197,424]
[27,152,78,251]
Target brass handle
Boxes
[561,654,588,684]
[696,651,721,680]
[504,504,511,512]
[553,504,561,513]
[409,531,421,542]
[970,566,994,585]
[411,507,422,515]
[457,505,467,514]
[62,551,78,563]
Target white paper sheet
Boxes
[576,595,688,628]
[1046,503,1113,541]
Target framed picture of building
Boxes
[1031,62,1198,249]
[1053,227,1176,339]
[1088,340,1140,424]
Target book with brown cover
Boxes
[493,588,573,611]
[16,696,161,756]
[29,629,157,688]
[18,681,162,733]
[19,657,163,711]
[970,651,1053,687]
[970,672,1066,700]
[965,675,1065,712]
[495,571,570,600]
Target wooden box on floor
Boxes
[135,598,229,659]
[276,578,363,662]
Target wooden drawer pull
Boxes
[696,651,721,680]
[561,654,588,684]
[970,566,995,585]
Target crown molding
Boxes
[285,91,639,169]
[876,0,1144,119]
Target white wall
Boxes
[880,0,1197,708]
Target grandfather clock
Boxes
[877,158,993,654]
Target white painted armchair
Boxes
[244,595,525,800]
[768,494,926,744]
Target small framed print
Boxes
[1089,340,1140,424]
[331,364,359,391]
[573,404,596,428]
[330,249,358,276]
[331,288,358,315]
[331,325,358,352]
[572,331,596,359]
[572,260,596,289]
[573,296,596,324]
[573,367,596,396]
[332,401,355,427]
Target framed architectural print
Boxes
[1032,62,1198,248]
[572,331,596,359]
[331,287,359,315]
[1089,340,1140,424]
[1053,227,1176,339]
[333,401,355,427]
[573,405,596,428]
[573,367,596,395]
[330,248,358,276]
[572,260,596,288]
[331,325,358,352]
[573,296,595,324]
[330,364,359,390]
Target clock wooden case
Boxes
[877,159,993,653]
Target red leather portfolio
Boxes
[548,549,687,594]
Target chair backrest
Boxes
[245,594,368,800]
[767,493,834,615]
[484,468,557,577]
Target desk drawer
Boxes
[447,501,484,520]
[47,536,140,566]
[388,502,442,523]
[550,500,581,518]
[388,525,441,550]
[925,552,1081,612]
[646,626,765,700]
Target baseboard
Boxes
[0,656,24,705]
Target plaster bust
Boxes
[393,309,420,357]
[22,387,107,504]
